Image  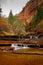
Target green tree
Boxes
[24,20,29,32]
[8,10,14,25]
[13,17,26,35]
[0,7,2,18]
[30,0,34,2]
[37,6,43,20]
[13,17,21,34]
[31,6,43,30]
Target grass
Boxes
[0,50,43,65]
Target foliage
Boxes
[30,0,34,2]
[37,6,43,20]
[8,10,14,25]
[31,6,43,30]
[0,8,2,17]
[24,21,29,32]
[13,17,26,35]
[8,10,26,35]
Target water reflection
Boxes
[2,50,8,52]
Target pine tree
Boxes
[8,10,14,25]
[0,7,2,17]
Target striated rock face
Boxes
[17,0,43,24]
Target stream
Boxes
[11,44,29,50]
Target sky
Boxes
[0,0,29,17]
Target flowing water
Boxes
[11,44,29,50]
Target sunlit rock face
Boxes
[17,0,43,24]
